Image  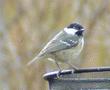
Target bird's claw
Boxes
[56,70,62,78]
[71,68,78,74]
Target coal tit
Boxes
[27,23,85,70]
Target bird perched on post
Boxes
[27,23,85,72]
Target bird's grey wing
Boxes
[39,31,79,56]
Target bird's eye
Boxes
[75,30,84,36]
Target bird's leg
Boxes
[51,53,62,78]
[66,62,79,73]
[54,60,62,78]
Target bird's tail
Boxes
[27,55,40,66]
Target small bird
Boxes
[27,23,85,71]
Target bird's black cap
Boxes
[67,23,84,30]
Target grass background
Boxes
[0,0,110,90]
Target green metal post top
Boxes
[43,67,110,80]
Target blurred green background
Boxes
[0,0,110,90]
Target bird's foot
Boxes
[70,65,79,74]
[66,62,78,73]
[56,70,62,78]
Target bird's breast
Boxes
[54,38,84,63]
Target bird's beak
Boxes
[81,29,84,32]
[80,29,85,34]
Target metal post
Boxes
[44,67,110,90]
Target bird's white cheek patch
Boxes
[64,28,76,35]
